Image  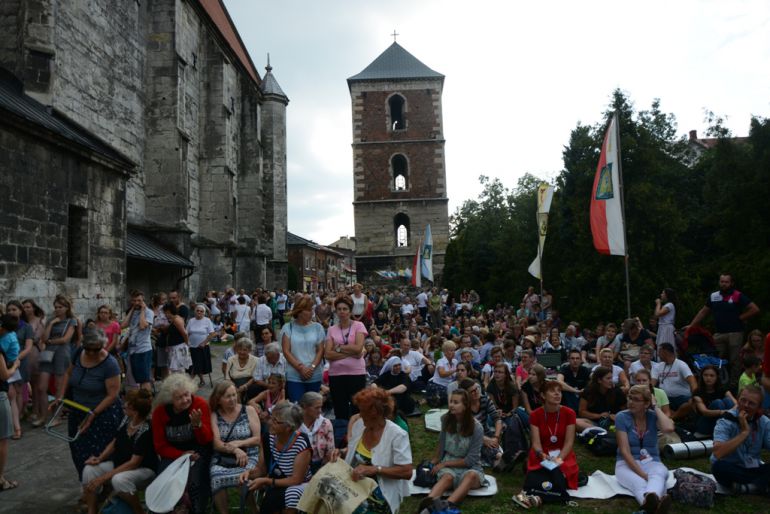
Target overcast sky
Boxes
[224,0,770,246]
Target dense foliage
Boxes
[444,90,770,329]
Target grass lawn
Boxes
[399,409,769,513]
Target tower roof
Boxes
[261,59,288,102]
[348,42,444,84]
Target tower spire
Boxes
[265,52,272,72]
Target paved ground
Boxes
[0,345,226,514]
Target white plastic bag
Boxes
[145,453,191,513]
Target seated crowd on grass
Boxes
[0,273,768,513]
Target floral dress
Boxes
[351,439,390,514]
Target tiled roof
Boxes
[348,42,444,83]
[261,64,288,100]
[126,230,194,268]
[287,232,344,256]
[198,0,260,84]
[0,68,133,167]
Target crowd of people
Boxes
[0,272,769,514]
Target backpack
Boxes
[579,428,618,456]
[414,460,437,488]
[523,466,570,503]
[671,469,716,508]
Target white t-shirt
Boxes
[402,350,425,381]
[591,363,625,385]
[416,292,428,308]
[234,304,251,331]
[481,361,512,376]
[401,303,415,316]
[628,360,656,384]
[430,357,457,387]
[656,359,693,398]
[186,317,214,348]
[255,304,273,325]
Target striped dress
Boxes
[265,432,311,509]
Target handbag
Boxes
[414,460,437,488]
[671,469,716,508]
[39,349,55,364]
[214,405,245,468]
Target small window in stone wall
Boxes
[67,205,88,278]
[389,94,406,131]
[392,154,408,191]
[394,212,410,247]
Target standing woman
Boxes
[515,381,578,508]
[95,305,121,353]
[187,304,216,386]
[280,295,325,402]
[150,292,170,380]
[163,302,192,374]
[22,299,47,427]
[5,301,33,439]
[0,327,22,491]
[41,295,78,421]
[615,385,675,513]
[350,283,370,327]
[324,295,368,420]
[654,289,678,347]
[53,329,122,481]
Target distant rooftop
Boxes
[348,42,444,84]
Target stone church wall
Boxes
[0,123,127,317]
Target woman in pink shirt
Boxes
[95,305,121,353]
[324,295,368,420]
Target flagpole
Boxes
[614,111,632,318]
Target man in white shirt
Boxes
[253,294,273,335]
[276,289,288,327]
[401,297,415,318]
[656,342,697,420]
[416,289,429,320]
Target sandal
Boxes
[0,477,19,491]
[512,492,542,509]
[11,430,21,440]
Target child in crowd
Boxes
[738,355,761,394]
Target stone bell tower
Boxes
[347,41,449,284]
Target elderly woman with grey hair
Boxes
[225,338,259,400]
[299,391,335,473]
[247,401,312,514]
[52,328,122,481]
[152,373,213,514]
[254,342,287,390]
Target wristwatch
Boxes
[310,364,317,370]
[377,465,383,475]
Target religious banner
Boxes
[528,183,555,279]
[590,114,626,256]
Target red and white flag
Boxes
[590,114,626,256]
[410,239,422,287]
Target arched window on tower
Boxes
[394,213,410,247]
[392,154,408,191]
[389,94,405,131]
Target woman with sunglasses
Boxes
[52,328,122,482]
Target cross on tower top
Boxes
[391,30,399,42]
